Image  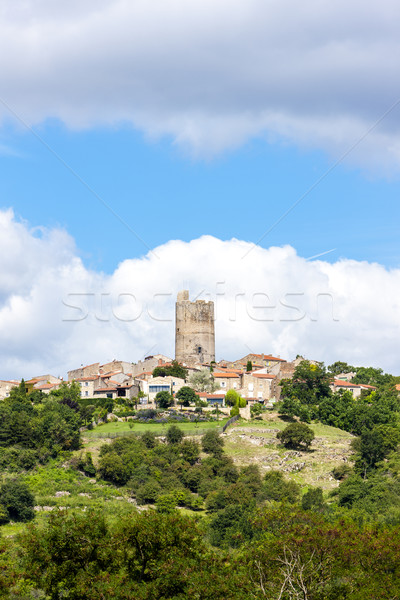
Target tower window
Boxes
[197,346,202,354]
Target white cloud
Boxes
[1,209,400,378]
[0,1,400,168]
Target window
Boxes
[221,381,226,388]
[85,391,89,397]
[149,385,170,393]
[248,383,254,392]
[85,382,89,387]
[233,382,237,389]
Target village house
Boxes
[25,375,63,394]
[330,379,377,398]
[142,376,185,404]
[131,355,173,377]
[0,379,19,400]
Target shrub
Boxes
[277,422,315,450]
[301,487,326,511]
[156,494,177,513]
[155,391,174,409]
[332,464,352,480]
[166,425,185,445]
[98,452,130,485]
[225,390,240,406]
[176,386,198,407]
[136,480,162,505]
[202,430,224,455]
[263,471,300,504]
[230,406,239,417]
[141,431,157,448]
[0,479,35,523]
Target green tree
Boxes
[263,470,300,503]
[354,425,400,473]
[0,479,35,523]
[277,422,315,450]
[352,366,394,387]
[176,386,198,407]
[155,390,174,409]
[225,389,240,406]
[202,430,224,455]
[301,487,326,511]
[166,425,185,445]
[152,360,188,380]
[246,360,253,372]
[281,360,331,408]
[327,361,355,376]
[188,369,220,393]
[50,380,81,403]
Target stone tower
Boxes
[175,290,215,365]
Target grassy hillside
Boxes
[223,412,354,491]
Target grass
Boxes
[84,418,228,438]
[223,413,354,492]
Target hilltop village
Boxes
[0,290,378,406]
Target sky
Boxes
[1,0,400,378]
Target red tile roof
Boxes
[252,373,276,379]
[333,380,360,388]
[213,372,240,379]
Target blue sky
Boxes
[1,0,400,378]
[2,119,400,273]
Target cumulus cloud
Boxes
[1,209,400,379]
[0,1,400,168]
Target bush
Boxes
[141,431,158,449]
[156,493,177,513]
[136,480,162,505]
[230,406,239,417]
[332,464,352,480]
[277,422,315,450]
[202,430,224,455]
[155,391,174,409]
[176,386,198,407]
[166,425,185,445]
[301,487,326,511]
[225,390,240,407]
[0,479,35,523]
[263,471,300,504]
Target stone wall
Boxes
[175,290,215,365]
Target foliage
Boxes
[14,509,248,599]
[152,360,188,380]
[175,386,198,406]
[225,389,240,406]
[327,361,355,376]
[188,369,220,393]
[281,360,332,406]
[230,406,239,417]
[277,422,315,450]
[353,425,400,473]
[263,470,300,504]
[155,390,174,409]
[201,430,224,455]
[0,479,35,523]
[166,425,185,445]
[250,403,265,417]
[352,366,394,387]
[301,486,326,511]
[246,360,253,372]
